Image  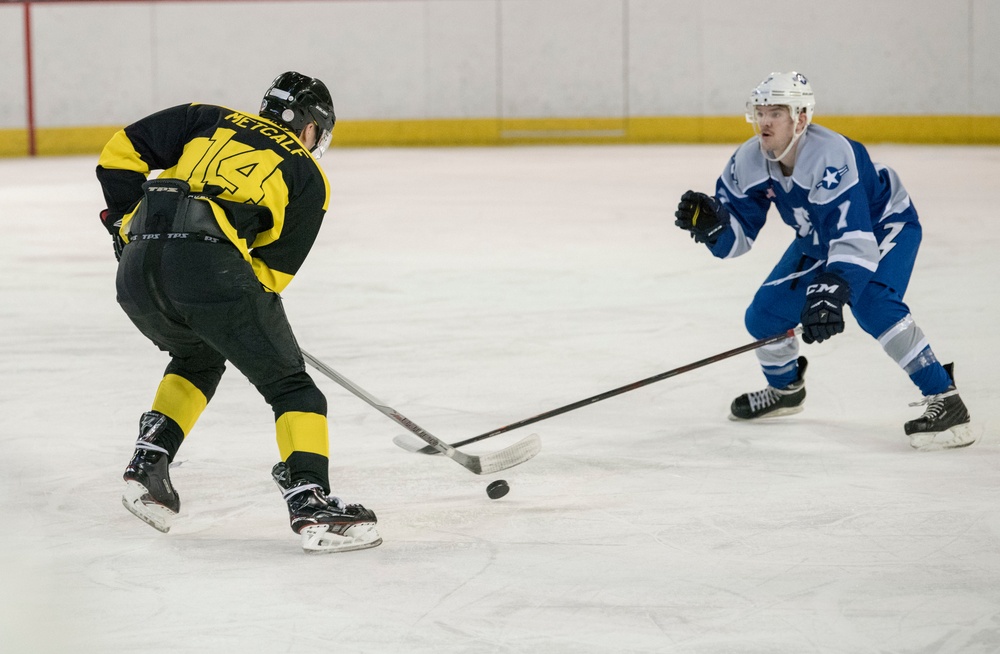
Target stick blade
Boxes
[392,433,541,473]
[392,433,437,454]
[469,433,542,475]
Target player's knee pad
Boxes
[260,371,327,417]
[744,296,797,339]
[163,357,226,403]
[852,282,911,339]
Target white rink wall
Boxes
[3,0,1000,132]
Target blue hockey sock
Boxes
[763,360,800,390]
[909,361,953,396]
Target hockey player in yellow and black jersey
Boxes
[96,72,381,553]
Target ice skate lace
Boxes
[134,441,170,455]
[747,387,781,413]
[907,389,958,416]
[283,483,347,511]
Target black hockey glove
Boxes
[674,190,728,245]
[100,209,126,261]
[800,271,851,344]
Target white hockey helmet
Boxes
[746,72,815,162]
[745,71,815,126]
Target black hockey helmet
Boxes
[260,71,335,158]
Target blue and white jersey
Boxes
[707,124,915,303]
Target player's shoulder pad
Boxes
[186,102,226,115]
[795,124,860,205]
[722,136,770,198]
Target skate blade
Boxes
[728,405,805,421]
[122,480,176,533]
[910,422,976,452]
[299,523,382,553]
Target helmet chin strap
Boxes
[759,110,807,163]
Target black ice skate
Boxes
[730,357,808,421]
[271,461,292,491]
[905,363,974,451]
[281,477,382,553]
[122,411,180,533]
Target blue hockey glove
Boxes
[674,191,728,245]
[801,271,851,344]
[100,209,126,261]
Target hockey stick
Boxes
[394,328,800,455]
[301,349,540,475]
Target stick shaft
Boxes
[445,328,798,449]
[301,349,541,474]
[301,350,456,453]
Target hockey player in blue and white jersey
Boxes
[673,71,973,451]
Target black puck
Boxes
[486,479,509,500]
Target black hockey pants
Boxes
[115,238,326,426]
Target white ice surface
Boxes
[1,144,998,653]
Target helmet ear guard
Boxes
[260,71,336,158]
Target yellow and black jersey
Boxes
[96,103,330,293]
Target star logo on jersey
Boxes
[817,165,849,190]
